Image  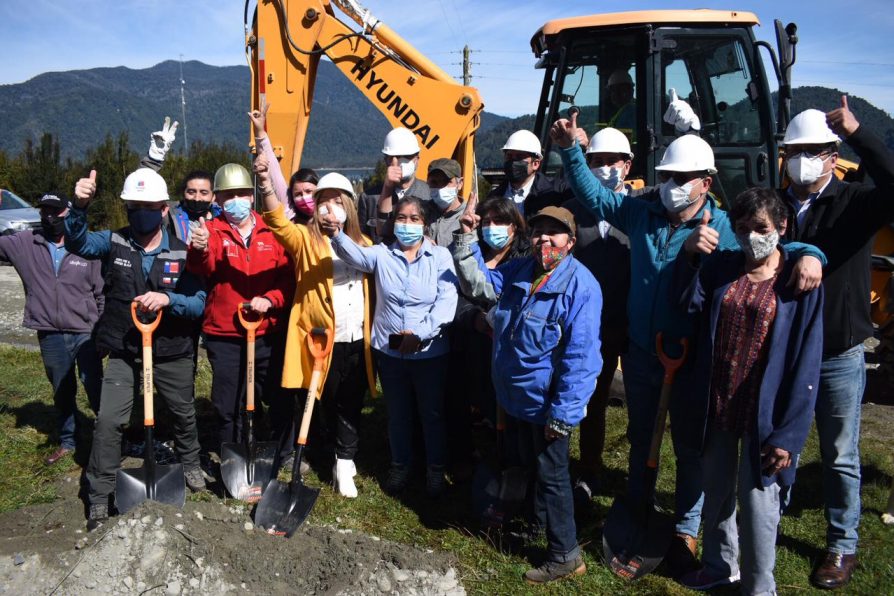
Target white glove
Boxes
[148,116,179,161]
[664,89,701,133]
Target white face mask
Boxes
[736,230,780,261]
[659,179,696,213]
[786,153,830,186]
[318,203,347,224]
[398,158,416,180]
[590,165,623,191]
[430,186,458,210]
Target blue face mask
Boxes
[482,225,511,249]
[393,222,424,246]
[223,197,252,224]
[127,207,163,235]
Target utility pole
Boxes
[179,55,189,156]
[462,45,471,86]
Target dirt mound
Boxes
[0,493,464,595]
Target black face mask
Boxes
[127,208,163,235]
[503,159,530,184]
[183,199,212,218]
[40,215,65,239]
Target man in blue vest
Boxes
[67,167,207,530]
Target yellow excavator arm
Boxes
[246,0,484,197]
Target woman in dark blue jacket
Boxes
[673,187,824,594]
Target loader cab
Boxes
[532,10,782,204]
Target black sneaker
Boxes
[524,556,587,584]
[87,503,108,532]
[384,464,410,495]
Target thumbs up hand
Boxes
[190,218,210,252]
[664,87,702,133]
[74,170,97,208]
[826,94,859,138]
[683,208,719,256]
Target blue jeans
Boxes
[816,344,865,555]
[375,350,448,468]
[620,342,704,536]
[37,331,103,450]
[504,414,580,563]
[701,427,780,596]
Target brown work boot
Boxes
[666,532,699,578]
[810,551,857,590]
[523,556,586,584]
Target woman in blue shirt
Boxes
[321,196,458,497]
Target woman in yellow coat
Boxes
[255,151,376,498]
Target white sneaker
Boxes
[334,458,358,498]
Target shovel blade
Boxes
[254,478,319,537]
[115,463,186,514]
[220,441,279,503]
[601,496,674,580]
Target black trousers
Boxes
[285,340,368,461]
[205,333,286,450]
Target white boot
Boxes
[334,458,358,498]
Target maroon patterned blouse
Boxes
[710,273,778,435]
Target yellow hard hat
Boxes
[213,163,253,192]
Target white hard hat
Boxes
[501,130,542,158]
[314,172,356,201]
[608,69,634,87]
[586,127,633,157]
[120,168,169,203]
[782,109,841,146]
[381,127,420,156]
[655,135,717,174]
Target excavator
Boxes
[245,3,892,390]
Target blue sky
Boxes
[2,0,893,117]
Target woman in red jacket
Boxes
[187,163,295,453]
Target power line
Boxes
[435,0,459,44]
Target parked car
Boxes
[0,190,40,235]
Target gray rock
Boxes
[243,521,253,531]
[376,574,392,593]
[189,578,200,588]
[165,580,181,595]
[155,517,164,526]
[392,568,410,582]
[13,553,24,566]
[123,576,134,589]
[140,515,151,524]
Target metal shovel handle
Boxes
[130,302,162,426]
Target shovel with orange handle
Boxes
[255,327,334,536]
[602,332,688,580]
[116,302,186,514]
[221,303,279,502]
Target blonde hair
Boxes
[308,191,364,246]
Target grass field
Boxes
[1,343,893,594]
